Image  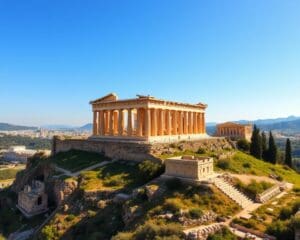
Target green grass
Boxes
[215,151,300,187]
[0,167,24,180]
[51,150,110,172]
[235,179,274,200]
[80,161,146,193]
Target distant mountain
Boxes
[206,116,300,135]
[78,123,92,131]
[259,119,300,133]
[0,123,37,131]
[236,115,300,126]
[41,125,75,130]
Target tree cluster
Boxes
[250,125,293,166]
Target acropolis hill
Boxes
[52,93,231,161]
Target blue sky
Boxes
[0,0,300,126]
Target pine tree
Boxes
[261,131,268,161]
[250,125,262,159]
[267,131,278,164]
[285,138,292,167]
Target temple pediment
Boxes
[90,93,118,104]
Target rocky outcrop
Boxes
[52,178,78,206]
[11,154,53,193]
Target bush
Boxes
[266,220,294,240]
[188,208,203,219]
[196,148,206,154]
[216,160,230,170]
[279,207,293,220]
[133,223,184,240]
[41,225,59,240]
[163,199,184,213]
[138,160,165,181]
[292,216,300,229]
[165,178,182,190]
[207,227,237,240]
[65,214,76,222]
[237,139,250,152]
[242,163,251,168]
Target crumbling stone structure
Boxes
[17,180,48,218]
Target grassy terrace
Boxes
[0,166,25,181]
[51,150,110,173]
[80,161,148,193]
[215,151,300,188]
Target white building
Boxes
[3,146,37,163]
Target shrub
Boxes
[165,178,182,191]
[242,163,251,168]
[292,216,300,229]
[237,139,250,152]
[292,200,300,213]
[188,208,203,219]
[138,160,165,181]
[41,225,59,240]
[266,220,294,240]
[196,148,206,154]
[163,199,184,213]
[207,227,237,240]
[65,214,76,222]
[279,207,293,220]
[216,160,230,170]
[133,222,184,240]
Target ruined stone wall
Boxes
[53,137,233,163]
[53,138,159,162]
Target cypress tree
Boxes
[261,131,268,161]
[250,125,262,159]
[267,131,278,164]
[285,138,292,167]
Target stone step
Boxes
[212,177,254,209]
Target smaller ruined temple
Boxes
[164,156,214,182]
[17,180,48,218]
[216,122,253,141]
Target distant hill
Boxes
[236,115,300,126]
[206,116,300,135]
[78,123,92,131]
[0,123,37,131]
[259,119,300,133]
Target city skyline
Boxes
[1,1,300,126]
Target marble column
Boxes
[93,111,97,135]
[113,111,118,135]
[109,110,114,136]
[199,113,203,134]
[166,110,171,135]
[145,108,151,137]
[172,110,178,135]
[151,109,157,136]
[184,111,188,134]
[127,108,133,136]
[99,110,105,135]
[158,109,164,136]
[188,112,193,134]
[118,109,123,136]
[202,113,206,134]
[178,111,183,135]
[193,112,198,134]
[137,108,143,136]
[105,111,109,134]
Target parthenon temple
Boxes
[90,93,208,143]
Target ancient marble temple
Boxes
[90,93,208,143]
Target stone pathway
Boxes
[55,160,113,177]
